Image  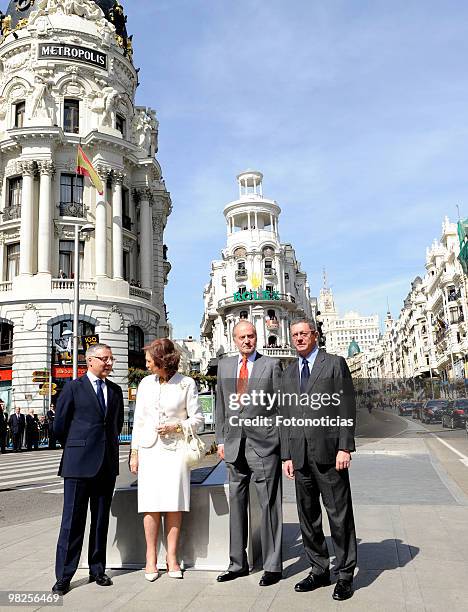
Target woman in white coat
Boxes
[129,338,204,581]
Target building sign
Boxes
[39,44,107,69]
[52,366,87,379]
[0,369,12,382]
[233,289,281,302]
[199,394,215,425]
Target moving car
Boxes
[421,399,449,424]
[441,398,468,429]
[399,401,416,417]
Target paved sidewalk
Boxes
[1,434,468,611]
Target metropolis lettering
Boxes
[39,44,107,69]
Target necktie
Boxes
[237,355,249,396]
[96,379,107,416]
[300,358,310,393]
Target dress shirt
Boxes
[87,371,108,406]
[236,350,257,378]
[298,345,319,377]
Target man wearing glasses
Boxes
[281,318,357,601]
[52,344,124,596]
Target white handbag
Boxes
[183,425,206,468]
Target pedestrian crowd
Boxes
[0,400,58,453]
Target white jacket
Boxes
[131,372,204,450]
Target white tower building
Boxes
[201,170,315,365]
[0,1,171,413]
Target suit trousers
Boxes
[294,439,357,580]
[55,463,116,582]
[226,438,282,572]
[12,432,22,451]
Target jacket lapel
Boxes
[249,353,267,391]
[306,350,326,392]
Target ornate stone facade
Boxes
[0,1,172,413]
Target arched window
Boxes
[128,325,145,368]
[240,311,248,320]
[268,336,277,347]
[52,320,95,365]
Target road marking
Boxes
[0,460,60,473]
[0,466,59,481]
[432,434,468,467]
[19,482,62,492]
[0,473,64,488]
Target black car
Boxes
[412,402,423,420]
[399,402,416,416]
[421,399,449,424]
[442,398,468,429]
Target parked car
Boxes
[421,399,449,424]
[441,398,468,429]
[399,402,416,416]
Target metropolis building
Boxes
[201,170,315,366]
[0,1,172,412]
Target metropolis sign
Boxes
[39,43,107,69]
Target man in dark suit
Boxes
[216,320,283,587]
[8,406,25,452]
[281,318,357,601]
[46,404,57,449]
[0,401,8,453]
[26,409,40,451]
[52,343,124,596]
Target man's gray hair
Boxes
[232,320,257,338]
[86,343,112,359]
[290,317,317,332]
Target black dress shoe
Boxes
[217,569,249,582]
[89,573,113,586]
[259,571,282,586]
[294,572,331,592]
[52,581,70,596]
[332,579,353,601]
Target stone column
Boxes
[37,161,55,274]
[96,166,110,277]
[19,161,36,276]
[112,172,124,279]
[139,188,153,290]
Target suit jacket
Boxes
[216,352,282,462]
[0,412,7,433]
[8,413,25,434]
[46,409,55,426]
[26,414,40,435]
[280,349,356,468]
[54,374,124,478]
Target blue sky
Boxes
[33,1,468,335]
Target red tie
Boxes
[237,355,249,395]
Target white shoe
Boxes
[144,571,159,582]
[167,569,183,579]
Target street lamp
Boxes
[73,223,95,379]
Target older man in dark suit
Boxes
[0,401,8,453]
[281,318,357,602]
[8,406,25,452]
[52,343,124,596]
[216,320,283,587]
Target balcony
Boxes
[0,281,12,292]
[1,206,21,221]
[130,286,152,301]
[235,269,248,281]
[262,347,297,358]
[448,289,462,302]
[51,279,96,291]
[59,202,85,218]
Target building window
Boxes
[0,322,13,368]
[238,286,246,294]
[264,259,273,273]
[266,284,274,294]
[268,336,277,347]
[129,325,145,369]
[14,101,25,128]
[240,310,248,319]
[52,320,95,366]
[59,240,84,278]
[116,114,126,137]
[60,174,84,216]
[8,177,22,208]
[6,243,20,280]
[237,260,246,272]
[64,99,79,133]
[123,250,130,281]
[267,309,277,320]
[122,187,131,230]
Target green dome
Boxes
[348,339,361,358]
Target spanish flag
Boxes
[76,145,104,195]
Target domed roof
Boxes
[2,1,128,40]
[347,339,361,358]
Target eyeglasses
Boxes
[292,331,315,339]
[92,356,116,364]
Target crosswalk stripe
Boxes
[0,460,60,473]
[19,482,63,492]
[0,467,59,482]
[0,474,64,488]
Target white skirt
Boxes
[137,439,190,513]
